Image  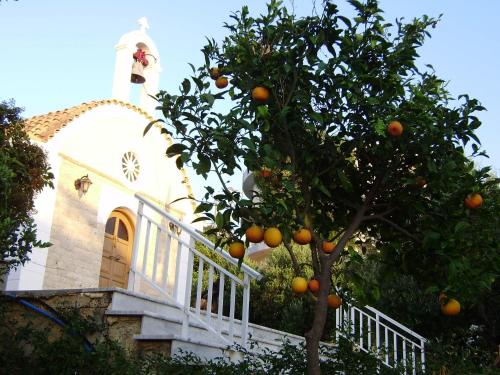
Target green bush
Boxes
[0,100,53,277]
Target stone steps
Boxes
[2,288,315,361]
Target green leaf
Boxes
[337,169,353,192]
[181,112,200,124]
[195,202,213,214]
[215,212,224,228]
[374,119,386,136]
[192,76,204,91]
[143,119,165,136]
[197,155,211,175]
[169,195,194,205]
[181,79,191,94]
[242,138,256,151]
[166,143,188,157]
[317,182,332,198]
[423,231,440,249]
[257,105,270,119]
[201,93,215,106]
[175,156,183,169]
[191,216,211,224]
[454,221,470,233]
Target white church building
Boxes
[5,18,196,293]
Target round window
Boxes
[121,151,140,182]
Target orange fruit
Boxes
[209,67,221,80]
[327,294,342,309]
[291,277,308,294]
[260,168,272,178]
[228,241,245,259]
[215,76,228,89]
[387,120,403,137]
[293,228,312,245]
[415,176,427,188]
[322,241,336,253]
[245,224,264,243]
[251,86,270,103]
[308,279,320,293]
[441,298,460,316]
[464,193,483,209]
[263,227,282,248]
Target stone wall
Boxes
[43,157,105,289]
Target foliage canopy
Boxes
[0,100,53,276]
[151,0,496,372]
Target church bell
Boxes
[131,61,146,84]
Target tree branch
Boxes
[283,241,302,275]
[366,215,421,243]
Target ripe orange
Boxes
[441,298,460,316]
[260,168,272,178]
[291,277,308,294]
[387,120,403,137]
[464,193,483,209]
[293,228,312,245]
[322,241,336,254]
[308,279,320,293]
[415,176,427,188]
[228,241,245,259]
[327,294,342,309]
[209,67,221,80]
[245,224,264,243]
[215,76,228,89]
[264,227,282,248]
[251,86,270,103]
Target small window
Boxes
[117,220,129,241]
[105,217,116,235]
[122,151,140,182]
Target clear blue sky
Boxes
[1,1,498,199]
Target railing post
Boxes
[420,339,426,373]
[181,241,194,339]
[128,200,144,291]
[376,313,380,373]
[335,307,340,342]
[241,273,250,348]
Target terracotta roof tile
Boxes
[25,99,155,142]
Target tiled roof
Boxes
[24,99,155,142]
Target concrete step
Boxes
[108,289,319,354]
[109,290,247,343]
[133,334,242,362]
[105,309,241,345]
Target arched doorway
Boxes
[99,210,134,288]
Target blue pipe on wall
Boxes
[4,293,94,353]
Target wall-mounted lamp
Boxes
[74,175,92,195]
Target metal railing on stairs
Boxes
[336,301,427,374]
[128,194,262,348]
[128,194,427,370]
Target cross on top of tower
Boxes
[138,17,149,32]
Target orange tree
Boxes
[150,1,493,373]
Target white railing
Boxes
[128,194,262,348]
[336,301,427,374]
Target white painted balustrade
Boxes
[128,195,427,369]
[128,194,261,348]
[335,301,427,374]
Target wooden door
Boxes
[99,211,133,288]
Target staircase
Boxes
[129,193,427,373]
[5,194,427,372]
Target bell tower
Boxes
[112,17,161,115]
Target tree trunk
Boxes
[305,265,332,375]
